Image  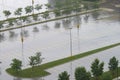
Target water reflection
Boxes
[21,30,29,38]
[91,11,100,20]
[62,18,72,29]
[54,22,61,29]
[0,9,120,80]
[70,62,73,80]
[33,27,39,33]
[73,15,81,26]
[26,17,32,24]
[84,14,89,23]
[0,33,5,42]
[9,31,18,41]
[0,64,1,75]
[42,24,49,31]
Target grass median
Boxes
[0,8,101,32]
[6,42,120,78]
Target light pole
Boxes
[69,27,72,56]
[21,28,25,66]
[69,27,73,79]
[77,24,80,52]
[32,0,34,14]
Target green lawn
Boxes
[6,42,120,78]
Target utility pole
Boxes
[32,0,34,14]
[69,27,72,56]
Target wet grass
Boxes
[6,42,120,78]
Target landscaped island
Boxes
[0,0,101,32]
[6,42,120,78]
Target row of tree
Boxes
[0,0,99,30]
[10,52,44,74]
[58,56,119,80]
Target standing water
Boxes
[0,0,120,80]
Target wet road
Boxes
[0,0,120,79]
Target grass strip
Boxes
[0,0,98,22]
[0,8,101,32]
[6,42,120,78]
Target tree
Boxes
[3,10,11,19]
[20,16,28,23]
[108,56,118,77]
[10,58,22,74]
[54,9,61,17]
[54,1,63,9]
[25,6,33,14]
[14,8,22,17]
[42,11,49,20]
[58,71,70,80]
[91,59,104,80]
[29,52,44,68]
[75,67,91,80]
[62,8,71,15]
[35,52,44,66]
[35,4,42,12]
[0,21,4,29]
[8,19,14,27]
[29,56,37,70]
[45,3,51,9]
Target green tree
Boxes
[35,4,42,12]
[29,56,37,68]
[10,58,22,74]
[3,10,11,19]
[20,16,28,23]
[58,71,70,80]
[102,73,112,80]
[54,9,61,17]
[42,11,49,20]
[14,8,22,17]
[108,56,118,77]
[91,59,104,80]
[25,6,33,14]
[45,3,51,9]
[54,1,63,9]
[75,67,91,80]
[0,21,4,29]
[35,52,44,66]
[8,19,14,27]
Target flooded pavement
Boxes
[0,11,120,80]
[0,0,48,20]
[0,0,120,80]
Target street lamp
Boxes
[68,27,72,56]
[32,0,34,14]
[77,24,80,52]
